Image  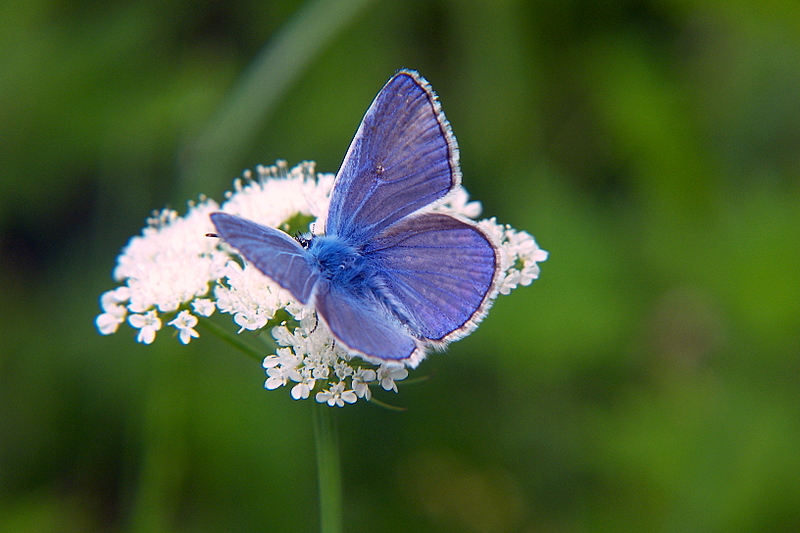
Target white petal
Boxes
[96,313,123,335]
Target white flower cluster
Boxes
[95,200,226,343]
[96,161,547,406]
[478,218,549,296]
[263,311,409,406]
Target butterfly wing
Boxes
[366,213,500,342]
[315,281,420,363]
[325,70,460,243]
[210,213,319,303]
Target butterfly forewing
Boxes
[325,70,459,243]
[366,213,498,341]
[210,213,319,304]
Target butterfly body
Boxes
[211,70,500,367]
[307,235,377,297]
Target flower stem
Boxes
[196,316,266,362]
[177,0,377,199]
[313,403,343,533]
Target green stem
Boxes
[129,346,190,532]
[177,0,377,200]
[313,403,343,533]
[196,316,266,362]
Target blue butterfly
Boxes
[211,70,500,367]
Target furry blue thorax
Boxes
[307,235,378,296]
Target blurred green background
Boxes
[2,0,799,531]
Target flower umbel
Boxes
[96,161,548,406]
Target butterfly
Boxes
[211,70,500,367]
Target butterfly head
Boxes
[294,232,313,249]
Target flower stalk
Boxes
[313,403,343,533]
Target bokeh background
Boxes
[2,0,799,531]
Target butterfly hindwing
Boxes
[314,280,419,362]
[210,213,319,304]
[366,213,499,342]
[325,70,459,242]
